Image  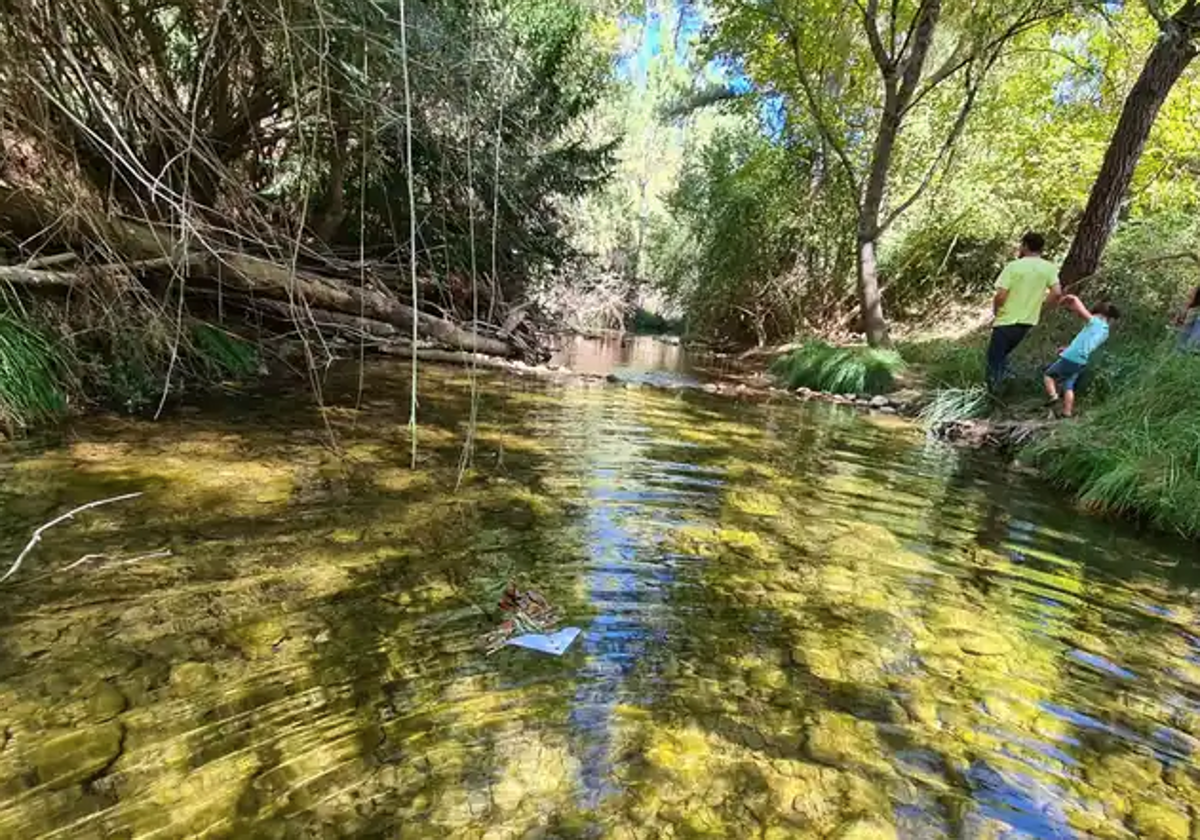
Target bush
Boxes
[1028,348,1200,537]
[770,341,906,395]
[0,310,71,434]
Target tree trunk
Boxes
[1059,4,1199,288]
[852,0,941,346]
[856,85,901,347]
[855,235,889,345]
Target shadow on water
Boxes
[0,342,1199,838]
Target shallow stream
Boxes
[1,337,1199,839]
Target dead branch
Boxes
[2,492,143,584]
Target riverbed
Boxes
[1,338,1198,839]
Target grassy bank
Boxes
[774,275,1200,538]
[1026,349,1200,536]
[0,304,260,435]
[770,341,906,395]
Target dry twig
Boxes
[1,493,143,584]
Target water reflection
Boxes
[0,355,1198,838]
[550,334,697,387]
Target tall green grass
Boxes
[896,338,985,390]
[0,312,70,433]
[190,322,258,379]
[770,341,906,395]
[919,387,991,426]
[1028,349,1200,537]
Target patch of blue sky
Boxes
[614,2,784,141]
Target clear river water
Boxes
[1,336,1199,839]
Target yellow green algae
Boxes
[0,358,1199,837]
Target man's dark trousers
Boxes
[986,324,1032,391]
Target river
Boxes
[1,336,1198,839]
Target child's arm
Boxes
[1060,294,1093,321]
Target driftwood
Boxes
[245,297,403,338]
[376,344,527,370]
[0,208,536,359]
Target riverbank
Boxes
[765,325,1200,540]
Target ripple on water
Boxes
[1,356,1199,838]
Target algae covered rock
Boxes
[30,722,123,789]
[958,632,1013,657]
[169,661,217,693]
[225,618,288,659]
[1084,750,1162,795]
[836,817,899,840]
[1130,799,1190,840]
[87,681,128,722]
[805,711,888,774]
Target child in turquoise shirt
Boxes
[1044,295,1120,417]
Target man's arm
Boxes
[1047,282,1063,307]
[993,288,1009,317]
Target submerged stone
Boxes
[958,633,1013,657]
[836,818,899,840]
[805,712,887,774]
[30,723,123,790]
[87,681,128,722]
[1130,800,1190,840]
[169,661,217,693]
[1085,751,1162,794]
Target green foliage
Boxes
[652,126,855,345]
[897,338,986,390]
[1,0,616,307]
[0,311,69,434]
[770,341,905,395]
[1029,349,1200,537]
[189,324,259,380]
[630,308,682,336]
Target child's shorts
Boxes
[1045,357,1086,391]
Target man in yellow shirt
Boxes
[987,232,1062,391]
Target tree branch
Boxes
[2,493,143,584]
[785,31,863,201]
[895,0,940,108]
[860,0,894,72]
[1144,0,1169,23]
[902,1,1057,118]
[881,63,983,232]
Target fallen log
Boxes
[101,220,521,357]
[0,264,78,287]
[229,296,403,339]
[209,250,515,356]
[376,344,523,370]
[0,257,184,288]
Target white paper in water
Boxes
[505,627,581,656]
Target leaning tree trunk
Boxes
[1059,3,1200,288]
